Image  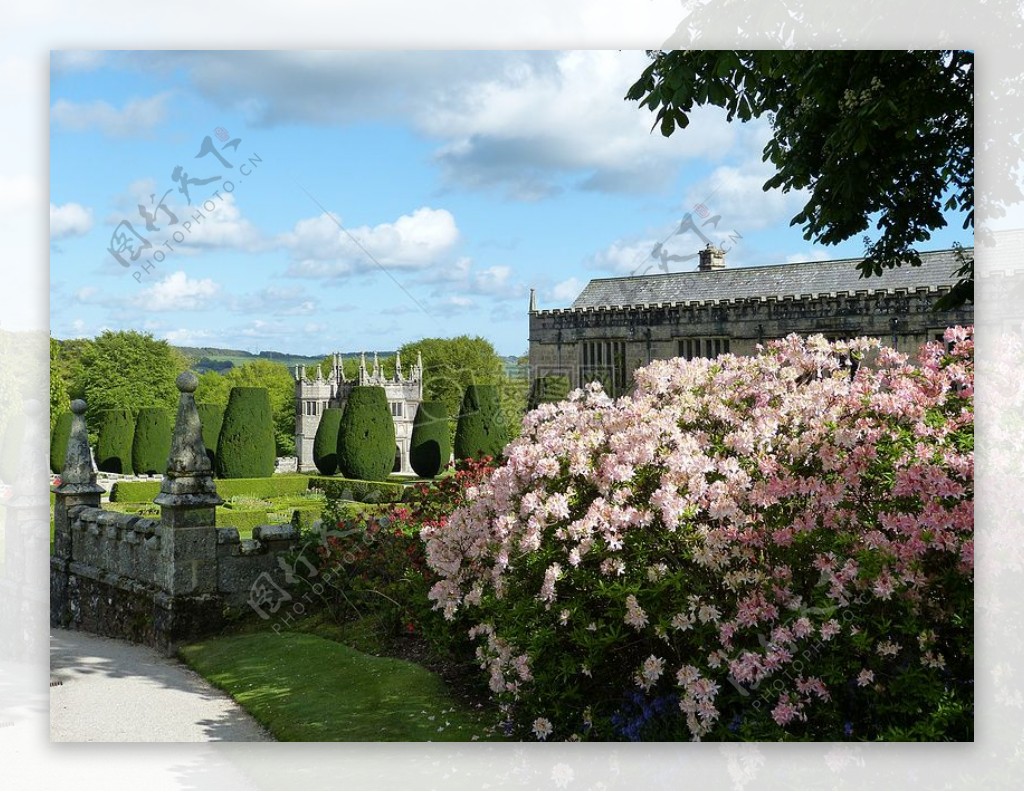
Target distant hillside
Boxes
[175,346,395,375]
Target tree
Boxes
[337,386,396,482]
[216,387,277,479]
[626,50,974,307]
[312,406,343,476]
[194,370,232,407]
[76,331,186,429]
[454,384,508,462]
[96,409,135,474]
[409,401,451,478]
[131,407,172,475]
[49,338,69,434]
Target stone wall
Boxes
[529,286,974,393]
[51,375,302,654]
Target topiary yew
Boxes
[197,403,225,470]
[50,410,73,474]
[454,384,508,462]
[409,401,451,478]
[337,386,395,482]
[96,408,134,474]
[216,387,276,479]
[131,407,172,475]
[313,406,343,476]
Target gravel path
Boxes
[50,629,274,742]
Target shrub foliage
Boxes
[50,410,73,474]
[424,330,975,741]
[313,406,343,476]
[96,409,135,474]
[131,407,172,475]
[197,403,225,470]
[454,384,508,462]
[216,387,277,479]
[337,386,396,483]
[409,401,451,478]
[527,375,571,411]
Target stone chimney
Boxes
[697,243,726,272]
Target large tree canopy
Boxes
[626,50,974,307]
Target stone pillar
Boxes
[50,399,104,628]
[152,372,224,647]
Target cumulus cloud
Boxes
[550,276,584,303]
[50,202,93,238]
[282,206,459,278]
[134,270,219,312]
[51,92,171,137]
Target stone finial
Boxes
[54,399,104,496]
[529,287,537,312]
[154,371,223,508]
[372,352,380,380]
[395,351,403,381]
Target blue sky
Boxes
[50,50,973,357]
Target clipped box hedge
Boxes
[308,476,407,504]
[110,475,312,503]
[215,507,268,536]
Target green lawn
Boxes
[178,631,500,741]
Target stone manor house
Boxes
[529,244,974,397]
[294,351,423,475]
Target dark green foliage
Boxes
[197,403,225,470]
[313,407,343,476]
[110,475,311,503]
[627,50,976,306]
[216,507,268,535]
[527,375,571,410]
[336,386,396,482]
[131,408,172,475]
[409,401,451,478]
[96,409,134,474]
[216,387,277,479]
[309,476,407,504]
[50,410,73,474]
[454,385,508,461]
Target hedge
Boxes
[131,407,172,475]
[454,384,508,461]
[337,386,396,482]
[110,475,312,503]
[313,406,343,476]
[197,403,225,471]
[527,375,571,410]
[409,401,451,478]
[215,507,267,536]
[216,387,276,479]
[50,411,73,474]
[97,409,135,474]
[308,476,407,504]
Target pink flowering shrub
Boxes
[422,330,974,741]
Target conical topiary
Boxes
[131,407,172,475]
[409,401,451,478]
[96,408,134,474]
[197,403,225,470]
[50,410,74,474]
[527,375,571,410]
[454,384,508,461]
[337,386,396,482]
[313,406,343,476]
[216,387,276,479]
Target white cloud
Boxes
[51,92,171,138]
[51,51,107,73]
[282,206,459,278]
[233,285,318,316]
[50,202,93,239]
[550,276,584,303]
[162,327,216,346]
[134,271,219,312]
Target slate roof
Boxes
[569,248,969,310]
